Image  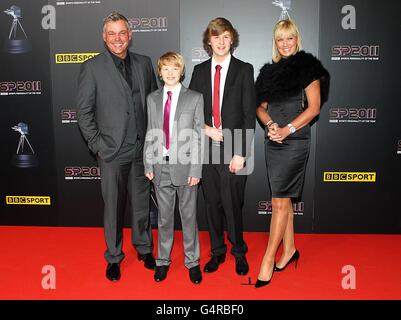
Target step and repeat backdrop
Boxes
[316,0,401,233]
[0,0,58,225]
[1,0,400,233]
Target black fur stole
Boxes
[255,50,330,105]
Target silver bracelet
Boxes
[287,123,297,134]
[266,120,274,128]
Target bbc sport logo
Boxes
[324,172,376,183]
[6,196,51,205]
[55,53,99,64]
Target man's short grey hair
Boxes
[103,11,130,32]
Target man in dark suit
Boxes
[77,12,158,282]
[189,17,256,276]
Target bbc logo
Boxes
[324,172,376,183]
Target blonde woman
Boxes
[254,19,330,288]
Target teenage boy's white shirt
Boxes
[211,54,231,129]
[162,83,182,157]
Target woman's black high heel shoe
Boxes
[255,263,275,288]
[274,249,300,272]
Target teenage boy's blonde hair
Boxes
[158,52,185,76]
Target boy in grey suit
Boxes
[144,52,204,284]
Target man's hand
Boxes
[145,172,154,181]
[205,125,223,142]
[229,155,245,173]
[188,177,200,186]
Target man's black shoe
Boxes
[154,265,169,282]
[106,263,121,282]
[235,256,249,275]
[138,253,156,270]
[203,254,226,273]
[189,265,202,284]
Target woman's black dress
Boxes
[255,51,330,198]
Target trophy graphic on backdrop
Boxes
[11,122,39,168]
[3,5,32,54]
[272,0,291,20]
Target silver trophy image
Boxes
[272,0,291,20]
[11,122,39,168]
[3,5,32,54]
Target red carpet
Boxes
[0,226,400,300]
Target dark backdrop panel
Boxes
[1,0,399,234]
[49,0,180,226]
[0,0,57,225]
[315,0,401,233]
